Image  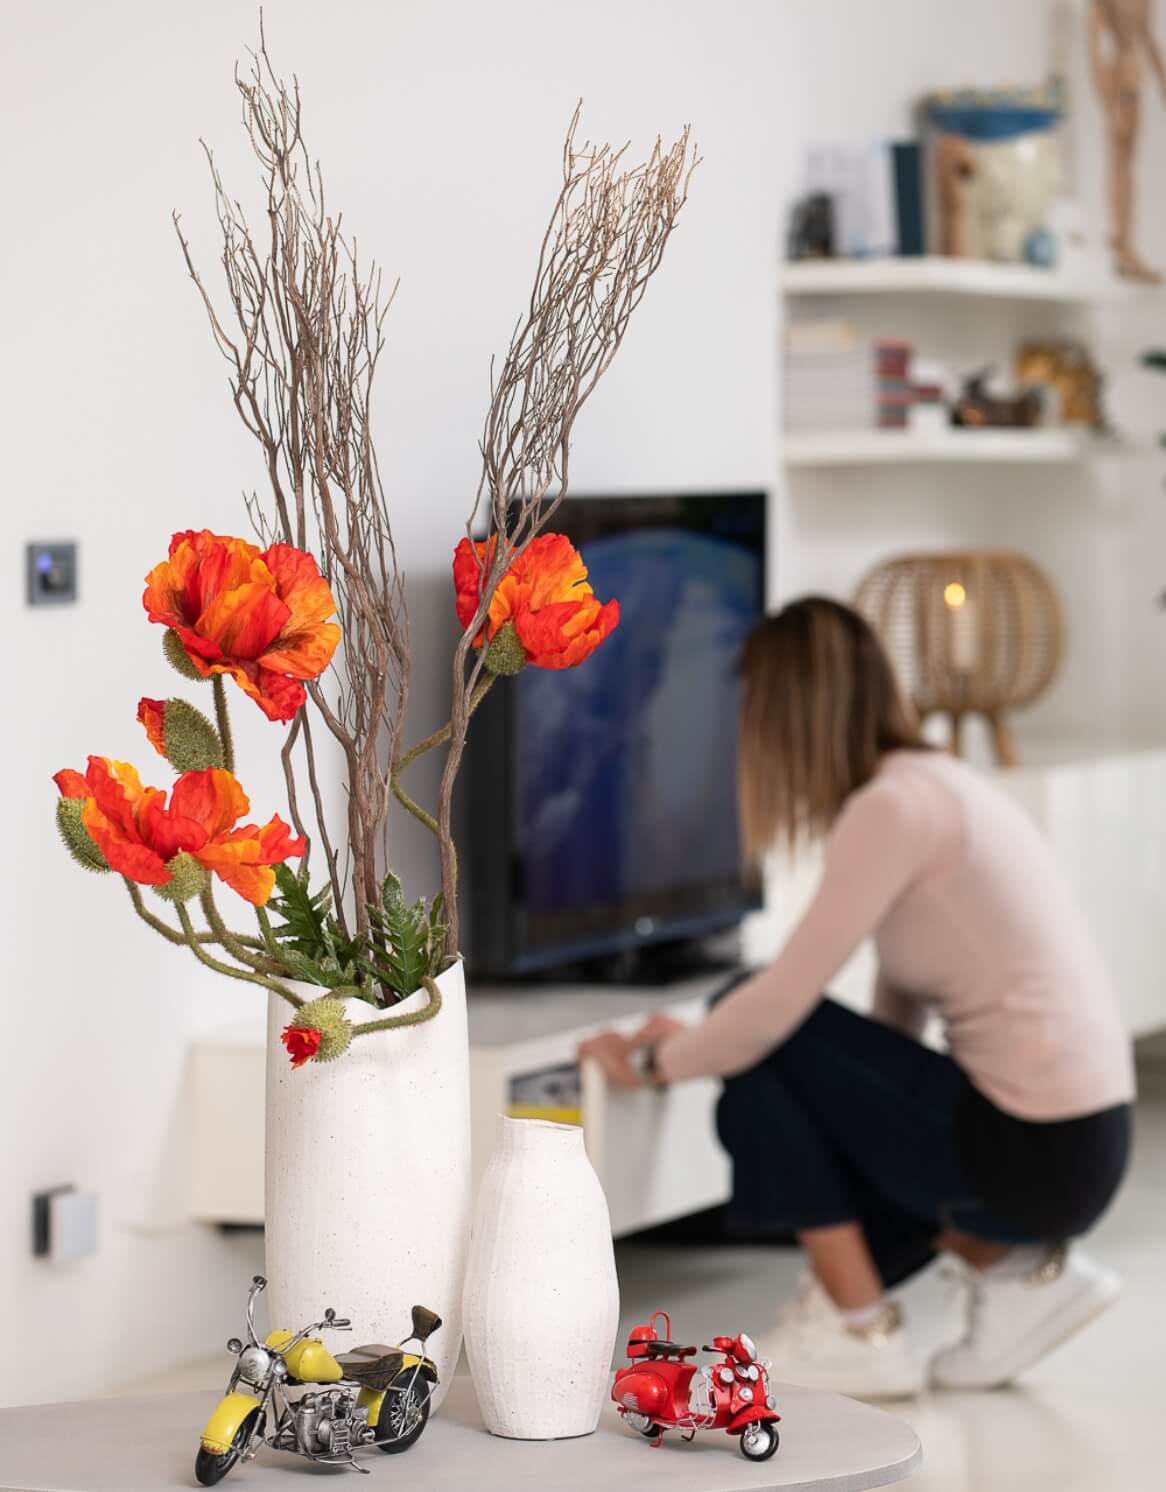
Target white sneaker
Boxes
[757,1275,923,1400]
[930,1245,1122,1390]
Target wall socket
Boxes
[32,1185,98,1263]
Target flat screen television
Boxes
[465,491,767,980]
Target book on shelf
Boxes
[791,139,924,261]
[785,320,942,433]
[785,317,878,431]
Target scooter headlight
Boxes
[237,1346,272,1384]
[719,1367,735,1385]
[737,1384,754,1404]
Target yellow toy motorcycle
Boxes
[196,1275,440,1484]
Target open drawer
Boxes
[468,985,732,1238]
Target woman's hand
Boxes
[630,1012,689,1049]
[577,1012,690,1089]
[576,1031,642,1088]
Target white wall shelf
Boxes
[783,427,1129,467]
[782,256,1131,303]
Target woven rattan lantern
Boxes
[854,551,1064,765]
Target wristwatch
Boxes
[638,1042,668,1089]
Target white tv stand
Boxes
[188,973,734,1237]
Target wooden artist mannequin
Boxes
[1088,0,1166,281]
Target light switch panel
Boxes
[49,1188,98,1262]
[26,541,78,605]
[32,1184,98,1262]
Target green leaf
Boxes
[266,866,448,1005]
[372,871,443,1000]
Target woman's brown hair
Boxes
[737,596,924,867]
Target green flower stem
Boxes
[124,878,251,948]
[255,905,282,962]
[349,974,443,1035]
[175,902,303,1009]
[389,672,495,879]
[395,673,494,775]
[212,675,235,775]
[201,886,285,976]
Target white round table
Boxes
[0,1375,921,1492]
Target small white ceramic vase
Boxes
[462,1115,619,1439]
[264,962,471,1409]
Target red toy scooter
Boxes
[612,1311,780,1462]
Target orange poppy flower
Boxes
[453,534,619,671]
[143,530,341,723]
[52,757,304,905]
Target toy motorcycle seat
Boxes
[336,1348,406,1390]
[641,1340,697,1359]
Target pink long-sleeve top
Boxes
[657,749,1135,1120]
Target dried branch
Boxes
[173,21,406,941]
[435,105,699,948]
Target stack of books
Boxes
[785,320,877,432]
[876,339,913,429]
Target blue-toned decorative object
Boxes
[1024,226,1058,268]
[925,83,1065,263]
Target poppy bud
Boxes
[483,620,527,676]
[155,851,210,904]
[138,697,224,773]
[162,628,206,682]
[55,797,109,874]
[281,996,354,1067]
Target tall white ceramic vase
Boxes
[462,1116,619,1439]
[264,962,470,1409]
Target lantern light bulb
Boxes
[944,581,967,610]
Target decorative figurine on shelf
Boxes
[195,1276,441,1485]
[1088,0,1166,282]
[787,191,835,260]
[935,132,978,257]
[925,83,1064,263]
[950,368,1043,428]
[1016,341,1108,429]
[611,1311,781,1462]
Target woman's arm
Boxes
[654,773,936,1084]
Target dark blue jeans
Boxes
[715,997,1131,1288]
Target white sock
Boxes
[840,1299,890,1329]
[978,1245,1053,1282]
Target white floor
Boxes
[117,1050,1165,1491]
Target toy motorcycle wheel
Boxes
[739,1422,780,1462]
[637,1421,664,1439]
[376,1369,431,1454]
[194,1409,260,1486]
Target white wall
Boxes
[0,0,783,1403]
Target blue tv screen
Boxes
[475,492,765,973]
